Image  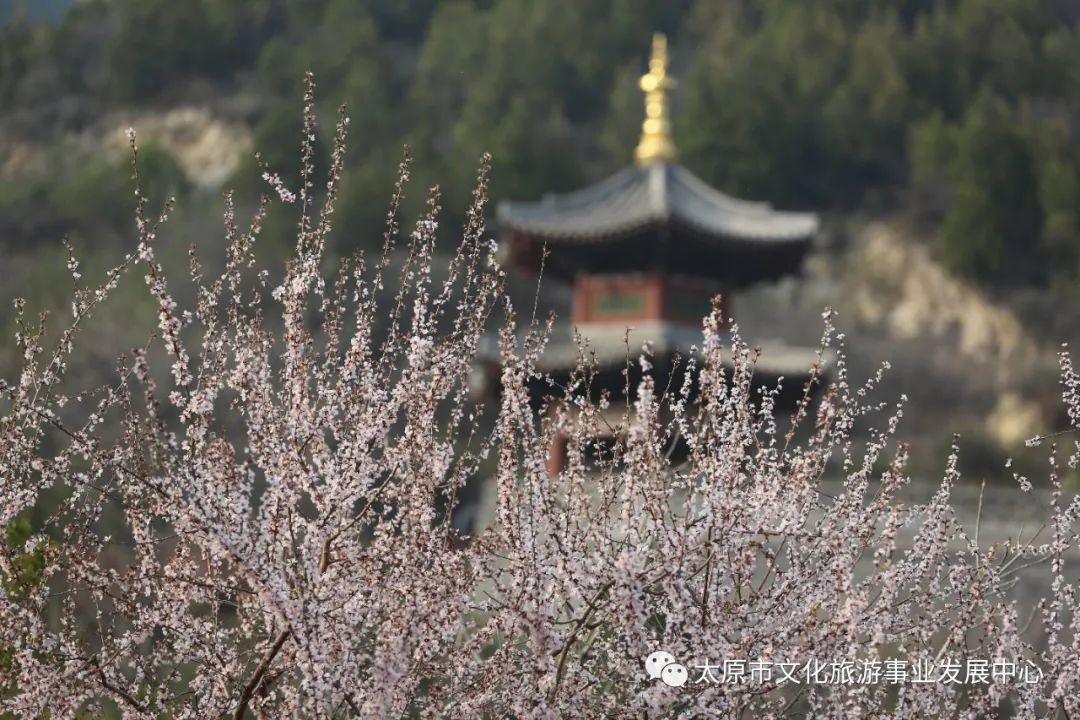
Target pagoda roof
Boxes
[496,162,819,246]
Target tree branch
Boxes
[233,629,292,720]
[550,581,613,701]
[90,657,149,716]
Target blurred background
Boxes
[2,0,1080,485]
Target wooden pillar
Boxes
[546,430,568,478]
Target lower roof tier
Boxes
[473,321,833,409]
[527,321,832,377]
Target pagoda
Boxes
[489,34,824,474]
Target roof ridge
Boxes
[647,163,670,222]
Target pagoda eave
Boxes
[496,161,818,285]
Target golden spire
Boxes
[634,33,677,165]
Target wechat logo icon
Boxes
[645,650,689,687]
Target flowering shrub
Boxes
[3,77,1080,718]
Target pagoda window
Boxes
[594,290,647,317]
[570,273,728,329]
[572,274,663,325]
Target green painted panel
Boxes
[593,290,646,316]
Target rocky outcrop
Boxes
[733,219,1052,447]
[1,105,254,188]
[843,222,1037,373]
[842,222,1050,445]
[102,106,252,187]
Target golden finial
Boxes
[634,33,677,165]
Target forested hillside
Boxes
[5,0,1080,291]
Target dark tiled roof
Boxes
[497,162,819,244]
